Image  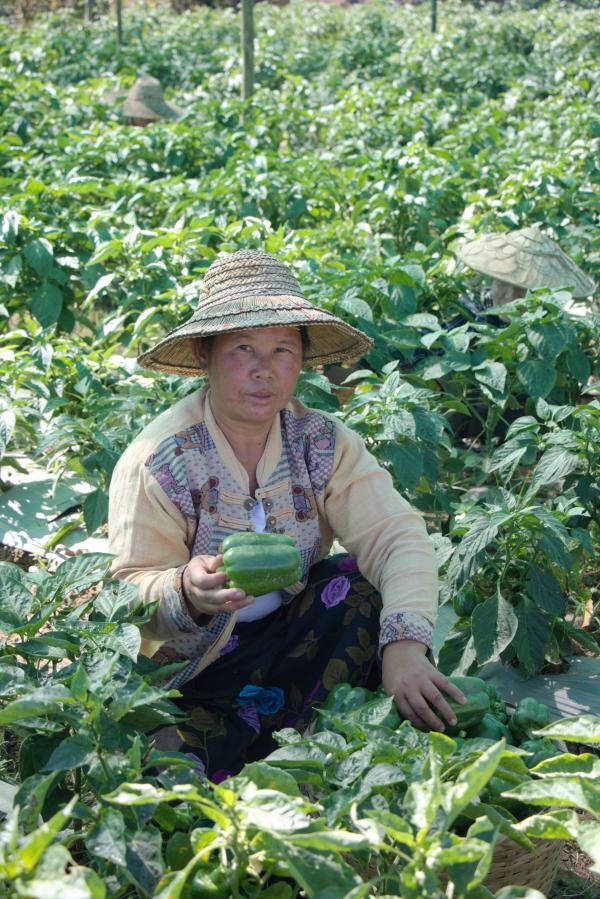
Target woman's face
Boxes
[195,326,303,427]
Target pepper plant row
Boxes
[0,556,599,896]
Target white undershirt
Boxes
[235,500,284,622]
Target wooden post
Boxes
[431,0,437,33]
[84,0,95,22]
[241,0,255,101]
[115,0,123,45]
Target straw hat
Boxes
[109,76,184,122]
[457,226,595,298]
[137,250,373,376]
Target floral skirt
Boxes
[157,554,382,782]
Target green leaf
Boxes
[30,281,63,328]
[1,209,19,244]
[517,360,556,399]
[442,740,505,826]
[52,552,112,594]
[0,568,33,631]
[530,446,580,493]
[94,580,140,621]
[267,744,327,770]
[86,808,127,867]
[240,790,313,833]
[534,715,600,743]
[124,826,164,896]
[383,440,423,492]
[286,829,373,852]
[504,776,600,816]
[24,238,53,278]
[82,489,109,534]
[526,322,566,360]
[0,685,76,725]
[42,733,96,772]
[237,762,301,796]
[0,407,16,458]
[85,272,116,305]
[19,797,77,872]
[473,361,507,397]
[577,819,600,873]
[513,596,551,675]
[525,565,565,616]
[337,295,373,322]
[472,590,518,664]
[260,834,362,898]
[513,810,579,841]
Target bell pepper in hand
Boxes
[219,531,301,596]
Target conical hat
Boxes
[113,76,185,121]
[137,250,373,376]
[457,227,595,298]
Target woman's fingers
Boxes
[404,692,448,732]
[417,683,458,732]
[184,555,255,615]
[433,671,467,706]
[394,695,428,731]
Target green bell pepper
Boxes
[508,697,551,744]
[440,675,490,736]
[218,531,301,596]
[220,531,296,552]
[452,586,480,618]
[519,738,559,768]
[467,714,512,741]
[483,683,508,723]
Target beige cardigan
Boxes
[108,387,438,680]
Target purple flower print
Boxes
[219,634,239,656]
[321,575,351,608]
[211,768,233,784]
[236,704,261,734]
[186,752,206,779]
[337,555,358,572]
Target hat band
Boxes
[193,291,314,317]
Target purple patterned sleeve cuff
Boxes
[378,612,434,654]
[163,565,206,634]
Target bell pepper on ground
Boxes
[519,738,560,768]
[439,675,490,736]
[218,532,301,596]
[508,697,551,744]
[467,714,512,741]
[483,683,508,723]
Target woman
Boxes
[108,249,464,780]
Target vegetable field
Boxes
[0,0,599,896]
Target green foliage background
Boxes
[0,0,599,674]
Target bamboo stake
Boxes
[115,0,123,45]
[431,0,437,33]
[241,0,255,102]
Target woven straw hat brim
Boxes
[137,297,373,376]
[121,96,184,121]
[458,228,595,298]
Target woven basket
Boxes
[442,833,564,894]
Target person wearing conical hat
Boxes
[456,225,595,316]
[108,249,461,780]
[109,75,185,127]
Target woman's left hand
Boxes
[382,640,466,732]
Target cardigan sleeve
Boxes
[321,420,438,646]
[108,446,208,642]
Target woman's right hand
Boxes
[182,554,255,619]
